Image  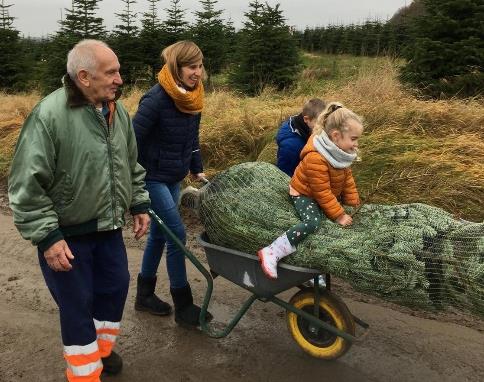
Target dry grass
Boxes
[0,92,41,179]
[1,56,483,220]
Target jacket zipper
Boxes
[96,107,118,229]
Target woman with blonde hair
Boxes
[133,41,211,326]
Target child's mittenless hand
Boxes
[336,213,353,226]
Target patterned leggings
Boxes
[286,195,322,247]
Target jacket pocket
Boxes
[51,172,75,214]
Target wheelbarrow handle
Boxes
[147,208,256,338]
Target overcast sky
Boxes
[9,0,411,37]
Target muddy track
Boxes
[0,209,483,382]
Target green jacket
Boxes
[8,76,150,251]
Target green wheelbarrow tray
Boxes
[199,232,320,298]
[148,209,369,347]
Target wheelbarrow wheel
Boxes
[287,289,355,360]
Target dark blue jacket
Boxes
[133,84,203,183]
[276,116,307,177]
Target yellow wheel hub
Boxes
[287,290,355,360]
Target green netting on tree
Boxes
[198,162,484,316]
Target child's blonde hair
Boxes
[161,40,207,83]
[313,102,363,136]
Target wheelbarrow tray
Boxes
[198,232,320,298]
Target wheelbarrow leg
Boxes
[313,276,320,317]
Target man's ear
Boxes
[303,115,311,124]
[77,70,90,87]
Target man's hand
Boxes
[44,240,74,272]
[336,213,353,227]
[133,213,150,240]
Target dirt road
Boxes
[1,210,483,382]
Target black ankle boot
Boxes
[101,351,123,375]
[170,284,213,327]
[135,274,172,316]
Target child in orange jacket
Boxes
[258,102,364,279]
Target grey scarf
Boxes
[313,132,356,169]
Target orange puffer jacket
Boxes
[290,136,360,220]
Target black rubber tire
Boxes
[286,289,355,360]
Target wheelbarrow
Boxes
[148,209,369,360]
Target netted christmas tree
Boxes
[196,162,483,316]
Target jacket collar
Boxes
[63,74,122,108]
[289,113,311,142]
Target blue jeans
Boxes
[140,181,188,289]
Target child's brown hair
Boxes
[302,98,327,120]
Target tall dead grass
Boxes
[1,57,482,220]
[0,92,41,179]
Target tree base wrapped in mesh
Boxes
[199,162,483,317]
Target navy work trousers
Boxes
[38,229,130,348]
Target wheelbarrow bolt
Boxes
[308,324,319,335]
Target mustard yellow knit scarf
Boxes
[158,64,204,114]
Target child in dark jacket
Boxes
[276,98,327,176]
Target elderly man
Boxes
[8,39,150,382]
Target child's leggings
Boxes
[286,195,322,247]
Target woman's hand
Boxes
[190,172,207,181]
[336,213,353,226]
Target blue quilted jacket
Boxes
[133,84,203,183]
[276,116,307,177]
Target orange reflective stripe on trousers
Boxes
[94,319,120,358]
[64,340,102,382]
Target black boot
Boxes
[170,284,213,327]
[135,274,172,316]
[101,351,123,375]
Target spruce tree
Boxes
[191,0,228,75]
[161,0,189,46]
[228,1,300,95]
[222,17,237,64]
[111,0,143,86]
[0,0,25,91]
[21,37,50,90]
[400,0,483,98]
[139,0,163,84]
[62,0,106,38]
[0,0,13,29]
[44,0,106,93]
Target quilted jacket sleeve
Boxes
[277,140,301,177]
[189,113,203,174]
[342,168,360,207]
[304,153,345,220]
[276,121,301,177]
[133,90,160,155]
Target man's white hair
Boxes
[67,39,110,80]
